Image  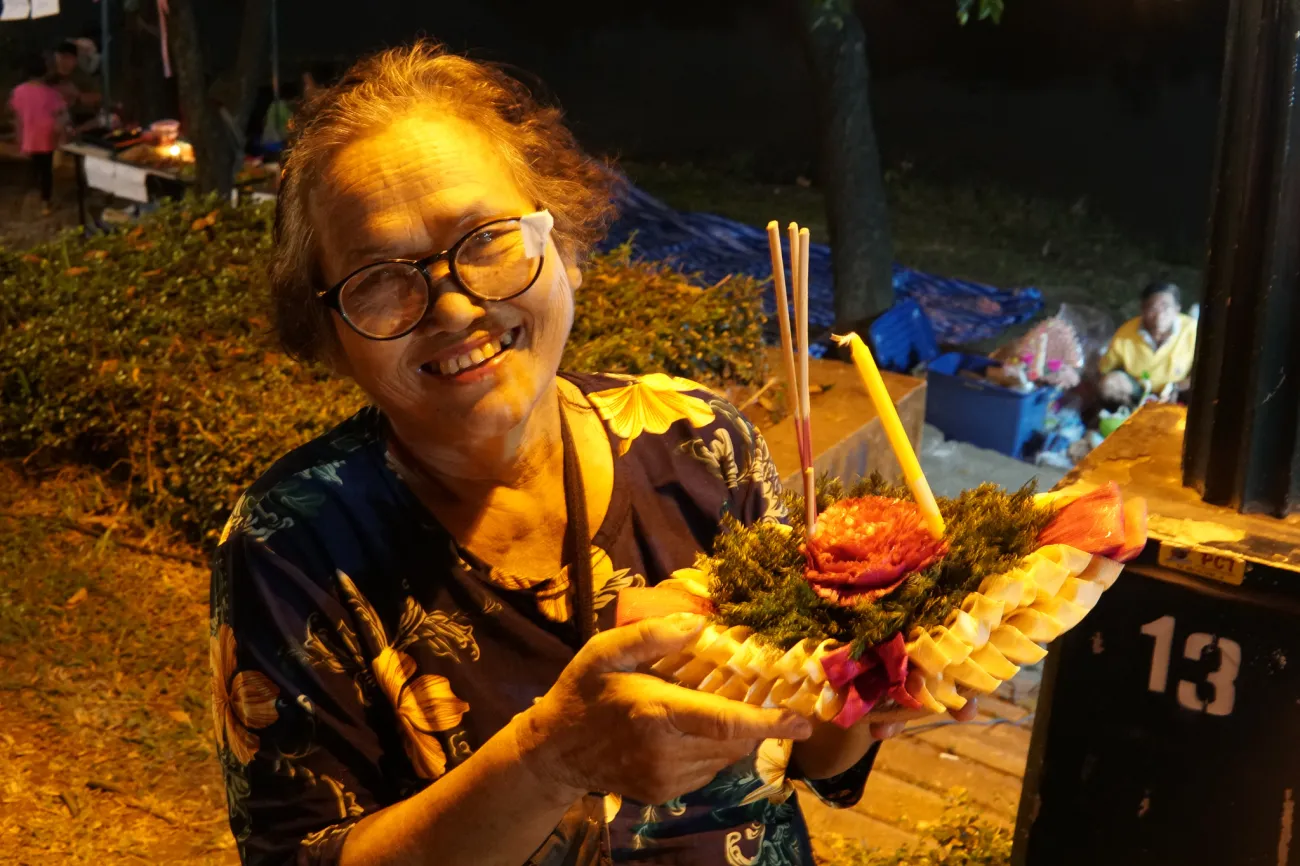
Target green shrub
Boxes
[568,245,768,390]
[0,197,767,541]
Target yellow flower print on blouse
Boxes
[210,623,280,764]
[372,647,470,779]
[587,374,717,455]
[519,546,644,623]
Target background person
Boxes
[9,54,69,215]
[1099,281,1197,407]
[48,40,101,132]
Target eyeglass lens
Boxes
[338,220,541,339]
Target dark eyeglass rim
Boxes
[315,215,545,341]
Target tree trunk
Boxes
[167,0,225,194]
[166,0,268,196]
[797,0,895,333]
[214,0,271,154]
[122,3,167,127]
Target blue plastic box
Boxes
[869,299,940,373]
[924,353,1056,459]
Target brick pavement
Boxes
[799,687,1036,858]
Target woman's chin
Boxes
[420,376,545,440]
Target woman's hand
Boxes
[794,695,981,779]
[517,615,814,805]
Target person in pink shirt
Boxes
[9,55,69,214]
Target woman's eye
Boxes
[469,230,506,251]
[463,228,521,260]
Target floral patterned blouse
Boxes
[211,372,879,866]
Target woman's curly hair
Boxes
[270,40,619,364]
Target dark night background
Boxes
[6,0,1227,253]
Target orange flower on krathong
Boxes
[372,647,470,779]
[210,623,280,765]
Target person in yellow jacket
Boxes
[1099,282,1197,407]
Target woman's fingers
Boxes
[648,680,813,742]
[868,721,906,741]
[950,697,980,723]
[581,615,706,673]
[664,734,762,768]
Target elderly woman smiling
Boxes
[213,42,950,866]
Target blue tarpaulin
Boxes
[599,184,1043,353]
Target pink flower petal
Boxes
[832,682,873,729]
[874,633,910,686]
[820,643,872,689]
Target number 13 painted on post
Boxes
[1140,615,1241,716]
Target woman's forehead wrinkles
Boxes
[336,193,505,264]
[318,117,531,273]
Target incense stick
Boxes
[786,222,809,472]
[796,227,816,534]
[766,222,801,465]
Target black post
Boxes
[1183,0,1300,516]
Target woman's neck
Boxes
[388,377,614,578]
[390,380,565,506]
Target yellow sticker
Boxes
[1157,543,1248,586]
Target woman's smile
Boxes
[419,325,526,382]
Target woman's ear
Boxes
[566,260,583,292]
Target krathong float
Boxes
[615,221,1148,743]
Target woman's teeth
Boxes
[435,329,517,376]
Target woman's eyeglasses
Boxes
[317,211,552,341]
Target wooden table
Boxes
[60,141,192,228]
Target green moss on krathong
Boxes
[708,474,1056,655]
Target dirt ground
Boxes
[0,150,83,250]
[0,463,237,865]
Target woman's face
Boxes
[1141,290,1179,341]
[313,114,580,447]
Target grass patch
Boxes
[817,792,1013,866]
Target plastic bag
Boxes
[1055,303,1117,378]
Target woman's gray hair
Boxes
[270,40,619,364]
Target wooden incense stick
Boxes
[795,226,816,535]
[786,223,809,472]
[766,222,801,465]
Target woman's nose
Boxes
[427,287,486,334]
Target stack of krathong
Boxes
[614,218,1149,734]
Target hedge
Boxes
[0,198,767,540]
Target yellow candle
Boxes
[834,332,945,538]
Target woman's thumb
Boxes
[583,614,705,673]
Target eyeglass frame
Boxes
[315,214,546,341]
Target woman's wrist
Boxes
[511,705,586,810]
[791,719,879,780]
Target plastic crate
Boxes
[869,299,940,373]
[924,353,1056,458]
